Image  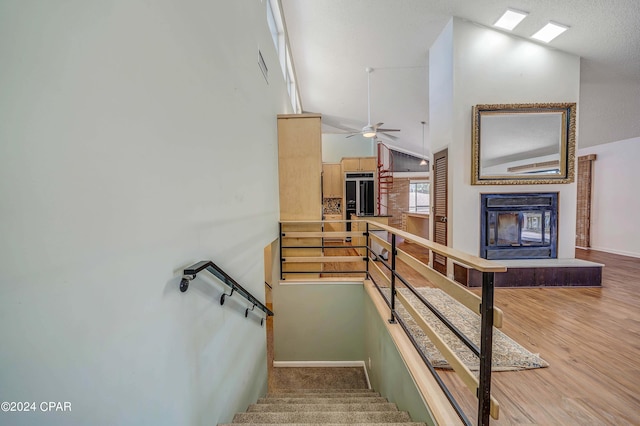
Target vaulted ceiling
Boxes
[281,0,640,156]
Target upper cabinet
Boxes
[322,163,343,198]
[341,156,377,172]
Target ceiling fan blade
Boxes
[345,133,359,138]
[377,128,400,132]
[321,114,363,133]
[378,132,399,141]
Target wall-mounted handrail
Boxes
[180,261,274,322]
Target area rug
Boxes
[380,287,549,372]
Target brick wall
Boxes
[576,155,596,248]
[387,177,409,228]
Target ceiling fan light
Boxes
[362,126,376,138]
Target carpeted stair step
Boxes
[266,391,380,399]
[266,388,378,393]
[247,402,399,412]
[223,369,425,425]
[257,396,389,404]
[231,411,414,423]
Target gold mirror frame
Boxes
[471,102,576,185]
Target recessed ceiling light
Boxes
[494,8,529,31]
[531,21,569,43]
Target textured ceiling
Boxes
[282,0,640,156]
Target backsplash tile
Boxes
[323,198,342,214]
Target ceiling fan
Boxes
[346,67,400,139]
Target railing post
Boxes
[388,233,396,324]
[279,222,283,281]
[478,271,495,425]
[365,222,370,277]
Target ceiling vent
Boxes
[258,50,268,83]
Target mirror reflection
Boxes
[471,103,576,185]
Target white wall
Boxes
[579,61,640,149]
[579,137,640,258]
[322,133,375,162]
[430,18,580,262]
[0,1,290,425]
[428,19,454,157]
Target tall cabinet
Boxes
[277,114,322,278]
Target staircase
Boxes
[377,142,394,216]
[221,388,426,425]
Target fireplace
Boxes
[480,193,558,260]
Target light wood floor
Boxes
[376,242,640,425]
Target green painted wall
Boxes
[363,292,435,424]
[273,283,365,361]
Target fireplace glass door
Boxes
[481,193,557,259]
[489,211,551,247]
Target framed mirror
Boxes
[471,103,576,185]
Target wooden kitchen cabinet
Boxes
[323,214,344,239]
[341,158,361,171]
[359,157,377,171]
[322,163,343,198]
[341,156,377,172]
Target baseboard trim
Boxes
[363,361,371,390]
[273,360,371,389]
[588,246,640,259]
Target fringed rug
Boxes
[381,287,549,372]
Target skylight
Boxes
[494,8,529,31]
[531,21,569,43]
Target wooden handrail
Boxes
[282,256,366,263]
[282,231,365,238]
[397,291,500,420]
[364,221,506,273]
[367,231,503,328]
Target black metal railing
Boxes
[364,221,497,425]
[279,220,370,280]
[278,219,501,425]
[180,261,273,324]
[373,234,480,356]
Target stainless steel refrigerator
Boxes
[345,172,375,222]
